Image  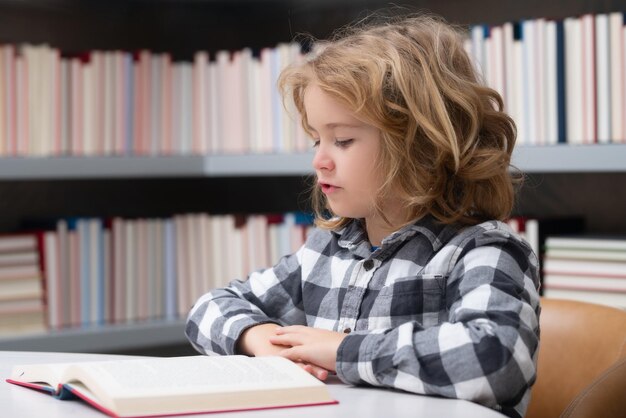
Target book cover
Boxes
[595,14,611,144]
[543,287,626,309]
[543,257,626,278]
[565,16,583,144]
[0,304,45,336]
[512,23,527,146]
[555,19,567,144]
[111,217,126,323]
[43,230,60,330]
[163,218,177,320]
[545,235,626,251]
[193,51,209,155]
[543,274,626,292]
[610,12,625,143]
[581,14,597,144]
[545,19,558,145]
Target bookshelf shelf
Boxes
[0,145,624,180]
[0,154,315,179]
[0,320,186,353]
[0,156,206,179]
[205,153,314,177]
[512,144,626,173]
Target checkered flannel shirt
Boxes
[186,216,541,418]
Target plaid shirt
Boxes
[186,216,541,418]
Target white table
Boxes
[1,351,505,418]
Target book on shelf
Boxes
[542,234,626,308]
[0,303,46,336]
[543,287,626,309]
[544,248,626,261]
[0,233,38,253]
[0,263,41,280]
[6,355,337,418]
[542,274,626,292]
[0,236,45,337]
[0,231,46,336]
[0,250,38,267]
[545,235,626,251]
[543,258,626,278]
[0,275,42,301]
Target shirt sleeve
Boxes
[335,229,540,416]
[185,245,307,355]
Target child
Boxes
[186,14,540,418]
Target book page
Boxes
[10,363,69,389]
[70,355,322,398]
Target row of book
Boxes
[2,213,623,337]
[542,236,626,309]
[468,12,626,146]
[0,42,308,157]
[29,212,313,333]
[2,11,626,158]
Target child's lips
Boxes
[319,182,340,194]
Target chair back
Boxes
[525,298,626,418]
[561,357,626,418]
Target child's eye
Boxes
[311,139,320,148]
[335,139,354,148]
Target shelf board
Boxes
[0,156,208,179]
[0,145,623,179]
[0,154,314,179]
[511,144,626,173]
[205,153,314,176]
[0,320,187,353]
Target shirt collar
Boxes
[332,216,461,258]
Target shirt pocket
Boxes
[375,274,447,327]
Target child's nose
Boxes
[312,146,335,171]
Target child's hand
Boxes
[236,323,287,356]
[270,326,347,373]
[297,362,330,381]
[237,324,331,380]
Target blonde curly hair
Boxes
[279,14,519,230]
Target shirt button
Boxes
[363,259,375,271]
[343,328,352,334]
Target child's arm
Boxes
[185,245,307,356]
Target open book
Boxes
[7,355,337,417]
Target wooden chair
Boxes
[526,298,626,418]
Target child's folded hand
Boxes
[270,325,347,374]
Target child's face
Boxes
[304,83,386,221]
